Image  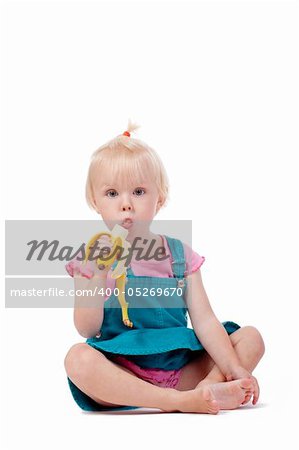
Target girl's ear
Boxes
[92,197,100,214]
[156,198,163,214]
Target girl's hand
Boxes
[87,235,115,277]
[69,236,116,280]
[71,236,115,306]
[227,366,260,405]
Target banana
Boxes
[84,225,133,328]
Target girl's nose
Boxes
[122,204,132,211]
[121,197,132,211]
[120,193,133,212]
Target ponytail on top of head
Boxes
[121,119,140,138]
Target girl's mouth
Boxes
[121,218,133,229]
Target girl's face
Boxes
[92,176,163,234]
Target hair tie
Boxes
[123,131,130,137]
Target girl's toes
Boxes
[241,394,252,405]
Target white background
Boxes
[1,0,298,449]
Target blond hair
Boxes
[86,120,169,210]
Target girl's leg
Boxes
[175,326,265,391]
[64,343,221,414]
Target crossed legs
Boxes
[64,326,265,414]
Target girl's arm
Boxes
[70,235,114,338]
[184,269,241,380]
[73,273,107,338]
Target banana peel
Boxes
[84,224,133,328]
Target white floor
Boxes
[4,381,298,450]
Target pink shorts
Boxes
[111,355,182,389]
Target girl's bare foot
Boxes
[197,378,254,410]
[173,386,220,414]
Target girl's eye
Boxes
[133,188,146,196]
[106,189,118,198]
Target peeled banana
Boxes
[84,224,133,328]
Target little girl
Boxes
[64,121,265,414]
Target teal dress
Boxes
[67,236,240,411]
